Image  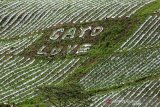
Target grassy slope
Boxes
[86,0,160,94]
[65,0,160,83]
[18,0,160,106]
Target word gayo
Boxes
[37,26,103,56]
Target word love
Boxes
[37,44,92,56]
[49,26,103,40]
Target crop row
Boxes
[119,15,160,50]
[80,47,160,90]
[0,0,154,39]
[0,55,81,104]
[87,80,160,107]
[0,33,42,55]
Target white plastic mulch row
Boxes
[86,80,160,107]
[0,0,155,39]
[80,48,160,90]
[0,55,81,104]
[119,15,160,50]
[0,33,42,55]
[79,15,160,106]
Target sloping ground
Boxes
[0,56,82,104]
[81,15,160,90]
[0,0,154,38]
[0,0,160,106]
[87,80,160,107]
[79,14,160,106]
[80,48,160,90]
[119,15,160,50]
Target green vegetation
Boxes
[37,82,93,107]
[0,0,160,107]
[18,82,93,107]
[18,1,160,106]
[62,0,160,84]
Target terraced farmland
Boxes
[119,15,160,50]
[80,15,160,90]
[87,80,160,107]
[80,47,160,90]
[0,55,82,103]
[0,0,160,107]
[0,0,155,38]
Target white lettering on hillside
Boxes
[37,26,103,56]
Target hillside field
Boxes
[0,0,160,107]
